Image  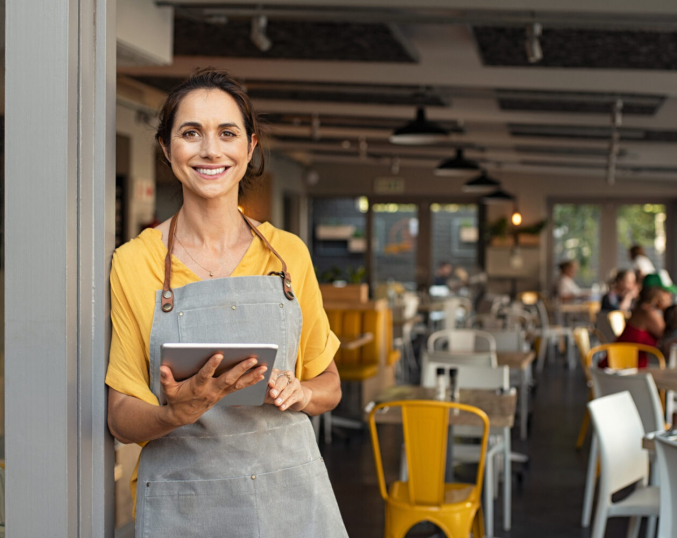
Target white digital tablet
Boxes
[159,343,279,406]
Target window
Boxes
[430,203,478,281]
[616,203,666,272]
[552,204,602,286]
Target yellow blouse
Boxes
[105,221,339,513]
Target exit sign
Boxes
[374,177,405,194]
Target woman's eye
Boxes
[183,130,199,138]
[221,131,235,138]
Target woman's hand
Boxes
[160,353,267,427]
[264,369,311,412]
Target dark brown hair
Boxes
[629,245,645,259]
[637,285,667,307]
[155,68,265,197]
[615,269,633,283]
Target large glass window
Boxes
[552,204,601,286]
[372,203,418,289]
[430,203,478,281]
[616,203,666,272]
[310,197,367,285]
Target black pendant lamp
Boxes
[482,189,515,204]
[434,148,481,176]
[462,170,501,193]
[389,106,448,145]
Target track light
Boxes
[389,106,448,145]
[525,23,543,64]
[250,15,272,52]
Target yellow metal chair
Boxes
[369,400,489,538]
[607,310,626,338]
[572,327,607,449]
[588,342,665,370]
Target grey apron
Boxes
[135,213,348,538]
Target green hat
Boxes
[642,271,677,294]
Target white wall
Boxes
[117,0,173,66]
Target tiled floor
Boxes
[322,359,636,537]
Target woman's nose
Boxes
[200,134,221,159]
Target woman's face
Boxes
[162,88,257,202]
[657,290,673,311]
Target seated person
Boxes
[629,245,655,281]
[600,276,674,368]
[554,260,585,303]
[433,261,453,286]
[661,304,677,357]
[601,269,637,312]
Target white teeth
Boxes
[196,167,226,176]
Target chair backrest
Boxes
[608,310,626,337]
[481,329,526,353]
[655,434,677,538]
[427,329,496,354]
[588,343,665,369]
[588,391,649,496]
[402,292,420,319]
[573,326,592,370]
[422,351,497,386]
[326,308,390,368]
[465,313,504,330]
[369,400,489,505]
[442,297,472,330]
[421,360,508,389]
[589,368,664,434]
[669,343,677,368]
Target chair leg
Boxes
[536,335,547,374]
[484,453,494,538]
[626,516,641,538]
[646,516,657,538]
[473,507,485,538]
[582,435,598,527]
[576,410,589,450]
[590,503,608,538]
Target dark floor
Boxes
[322,358,636,538]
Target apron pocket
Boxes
[142,477,259,538]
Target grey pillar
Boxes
[5,0,116,536]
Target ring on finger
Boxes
[276,371,294,386]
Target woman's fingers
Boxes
[268,372,291,399]
[273,378,300,411]
[159,366,178,398]
[195,353,224,387]
[268,368,281,389]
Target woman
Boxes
[554,260,584,303]
[601,283,672,368]
[600,269,637,312]
[629,245,655,281]
[105,70,348,537]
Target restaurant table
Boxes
[338,333,373,350]
[426,350,536,440]
[646,367,677,391]
[643,430,677,452]
[557,300,601,324]
[367,384,517,532]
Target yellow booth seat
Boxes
[326,308,400,382]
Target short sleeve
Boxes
[293,242,340,381]
[105,253,159,406]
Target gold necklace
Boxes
[174,212,231,278]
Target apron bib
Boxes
[135,213,347,538]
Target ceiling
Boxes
[119,1,677,184]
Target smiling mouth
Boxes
[194,166,228,176]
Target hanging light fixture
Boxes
[462,170,501,193]
[389,106,448,145]
[482,189,515,204]
[434,148,481,177]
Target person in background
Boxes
[433,261,453,286]
[601,269,638,312]
[661,304,677,358]
[604,274,675,368]
[629,245,655,281]
[554,260,584,303]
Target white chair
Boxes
[526,298,576,372]
[587,391,660,538]
[664,343,677,420]
[427,328,496,354]
[420,363,513,535]
[655,434,677,538]
[441,296,473,330]
[582,369,664,534]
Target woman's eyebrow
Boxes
[176,121,241,131]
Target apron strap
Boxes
[161,210,295,313]
[161,212,179,313]
[240,212,295,301]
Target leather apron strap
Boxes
[161,211,295,313]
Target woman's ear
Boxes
[159,138,171,163]
[247,133,258,162]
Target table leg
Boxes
[503,427,512,531]
[520,367,528,441]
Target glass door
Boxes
[616,203,666,272]
[371,203,418,291]
[552,203,602,287]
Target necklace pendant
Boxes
[209,271,214,277]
